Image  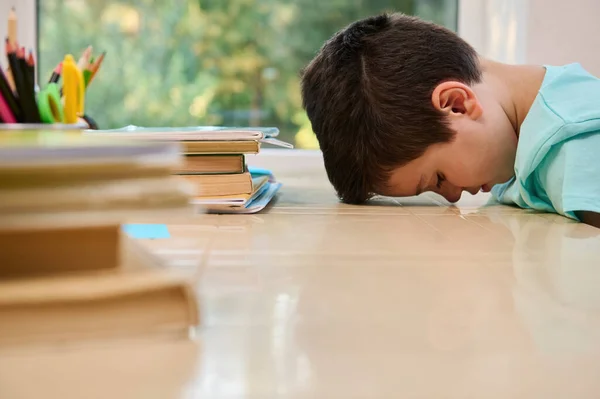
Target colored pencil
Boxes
[0,90,17,123]
[77,45,92,71]
[8,8,17,47]
[88,51,105,85]
[48,62,62,84]
[6,39,37,123]
[0,66,22,122]
[5,40,26,111]
[4,66,16,92]
[18,46,28,88]
[83,67,92,88]
[23,49,40,123]
[27,50,35,91]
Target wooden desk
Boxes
[2,150,600,398]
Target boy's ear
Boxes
[431,81,482,120]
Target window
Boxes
[38,0,458,148]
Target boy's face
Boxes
[383,81,518,203]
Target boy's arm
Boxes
[575,211,600,229]
[535,132,600,228]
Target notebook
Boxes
[85,125,294,148]
[192,176,269,206]
[178,172,254,197]
[174,154,245,174]
[203,181,281,214]
[180,140,260,155]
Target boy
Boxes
[300,12,600,228]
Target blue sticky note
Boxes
[248,166,271,176]
[122,224,170,239]
[248,166,274,180]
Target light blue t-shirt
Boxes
[492,63,600,220]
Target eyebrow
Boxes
[416,174,425,196]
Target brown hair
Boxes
[300,13,482,204]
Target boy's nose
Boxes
[440,183,481,203]
[440,186,462,203]
[465,186,481,195]
[443,192,462,203]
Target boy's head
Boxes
[300,13,518,204]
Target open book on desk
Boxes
[84,125,294,148]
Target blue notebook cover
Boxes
[122,224,170,239]
[248,166,275,181]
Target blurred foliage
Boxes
[39,0,457,147]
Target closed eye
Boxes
[436,173,445,189]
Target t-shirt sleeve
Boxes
[535,131,600,221]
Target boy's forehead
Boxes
[383,163,426,197]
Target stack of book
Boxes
[0,130,200,346]
[85,125,291,214]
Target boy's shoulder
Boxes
[516,63,600,179]
[538,63,600,125]
[492,63,600,216]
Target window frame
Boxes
[458,0,528,64]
